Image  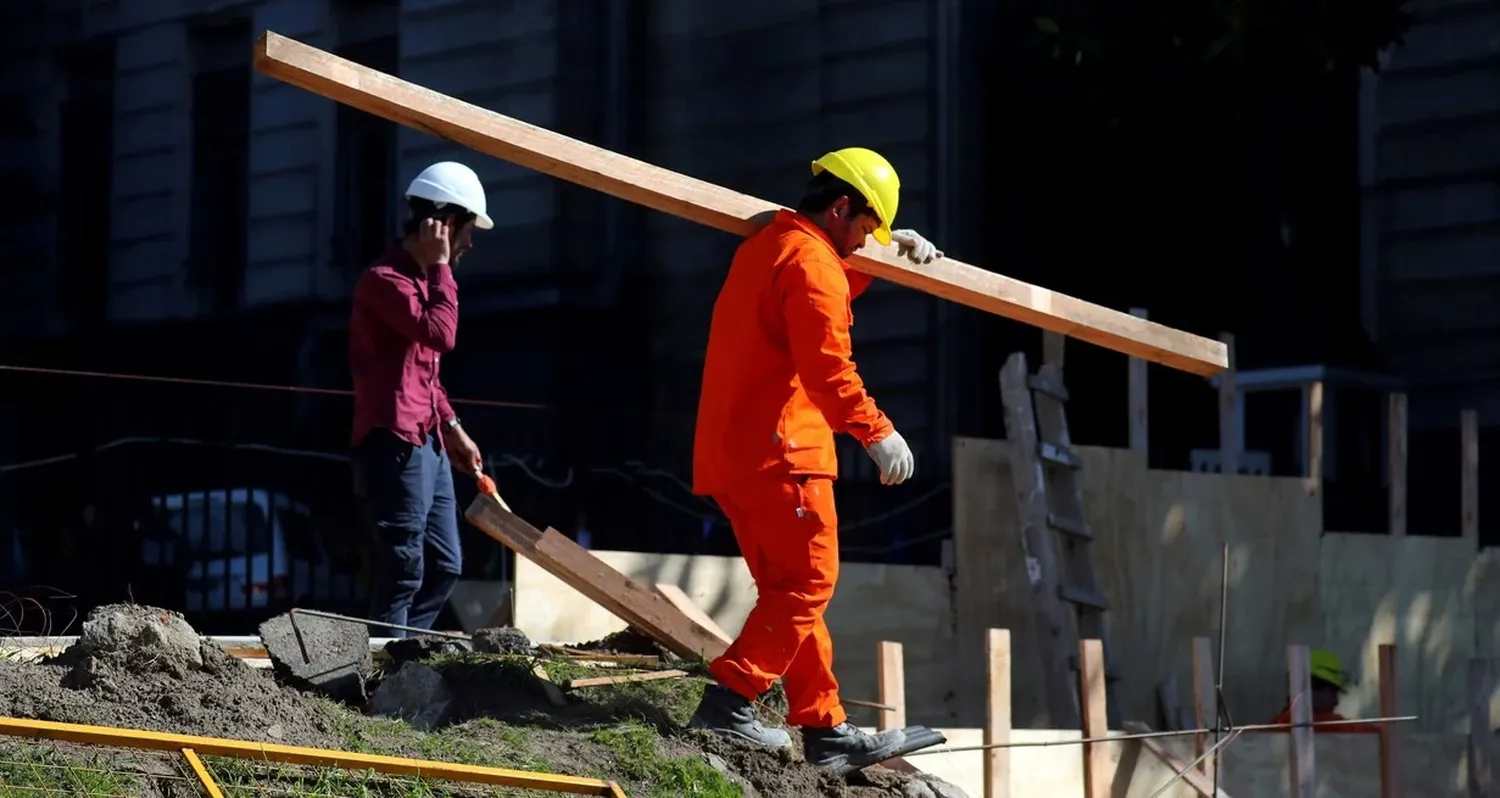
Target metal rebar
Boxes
[289,608,472,642]
[1149,728,1244,798]
[899,714,1419,756]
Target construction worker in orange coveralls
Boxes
[686,148,947,773]
[1268,649,1380,733]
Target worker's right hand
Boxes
[413,218,452,269]
[865,431,915,485]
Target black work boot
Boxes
[802,722,947,775]
[687,683,793,749]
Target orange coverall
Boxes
[693,209,893,728]
[1267,708,1380,734]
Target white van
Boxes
[140,487,331,613]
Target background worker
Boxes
[349,161,491,638]
[687,147,946,773]
[1269,649,1380,733]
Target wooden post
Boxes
[1378,644,1402,798]
[1217,333,1239,475]
[1389,392,1408,537]
[1287,645,1315,798]
[877,641,906,732]
[984,629,1012,798]
[1471,658,1495,798]
[1080,639,1110,798]
[1463,409,1479,543]
[1128,308,1149,459]
[1191,637,1218,784]
[1305,382,1325,492]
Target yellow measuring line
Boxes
[181,748,224,798]
[0,716,624,795]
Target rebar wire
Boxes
[899,714,1418,756]
[1214,539,1232,796]
[0,363,550,411]
[1149,728,1245,798]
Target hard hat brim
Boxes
[474,211,494,230]
[872,226,892,247]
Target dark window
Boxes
[333,34,398,274]
[56,39,116,330]
[188,19,251,315]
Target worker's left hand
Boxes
[891,229,943,264]
[443,426,483,472]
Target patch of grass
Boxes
[589,723,743,798]
[0,744,141,796]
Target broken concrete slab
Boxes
[383,636,471,668]
[900,773,972,798]
[472,626,531,655]
[258,611,372,703]
[369,661,451,731]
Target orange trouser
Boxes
[708,474,846,728]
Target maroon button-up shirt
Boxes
[349,242,459,448]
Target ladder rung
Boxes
[1027,374,1069,402]
[1039,442,1082,469]
[1058,585,1109,610]
[1068,654,1122,681]
[1047,513,1092,540]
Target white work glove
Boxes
[865,431,915,486]
[891,229,944,264]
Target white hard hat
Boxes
[404,161,493,230]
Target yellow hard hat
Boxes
[1310,649,1349,692]
[810,147,900,246]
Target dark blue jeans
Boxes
[352,429,462,638]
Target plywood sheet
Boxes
[512,551,963,726]
[952,438,1322,727]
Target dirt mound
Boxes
[0,603,337,747]
[575,627,676,658]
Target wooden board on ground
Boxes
[464,495,729,661]
[252,31,1227,377]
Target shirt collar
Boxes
[775,210,848,268]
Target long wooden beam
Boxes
[253,31,1227,376]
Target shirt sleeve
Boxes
[355,263,459,353]
[774,256,895,446]
[435,381,457,425]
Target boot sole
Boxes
[816,726,948,777]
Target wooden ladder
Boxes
[997,339,1121,730]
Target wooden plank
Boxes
[532,665,568,707]
[1121,722,1233,798]
[1389,393,1408,538]
[1191,636,1218,784]
[1080,639,1110,798]
[998,353,1079,728]
[1217,333,1240,475]
[652,583,734,647]
[984,629,1011,798]
[1378,643,1402,798]
[566,670,689,689]
[464,497,729,661]
[1128,308,1149,458]
[251,31,1228,377]
[1463,409,1479,543]
[1287,645,1315,798]
[877,641,906,732]
[1471,658,1495,798]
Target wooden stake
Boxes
[1287,645,1315,798]
[1080,639,1110,798]
[1463,409,1479,543]
[1128,308,1149,458]
[1471,658,1495,798]
[1377,644,1402,798]
[251,31,1228,377]
[1389,392,1408,538]
[984,629,1012,798]
[1191,636,1218,783]
[532,665,568,707]
[1305,382,1325,493]
[1217,333,1239,475]
[877,641,906,732]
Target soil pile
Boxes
[0,603,337,747]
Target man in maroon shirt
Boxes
[349,161,492,637]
